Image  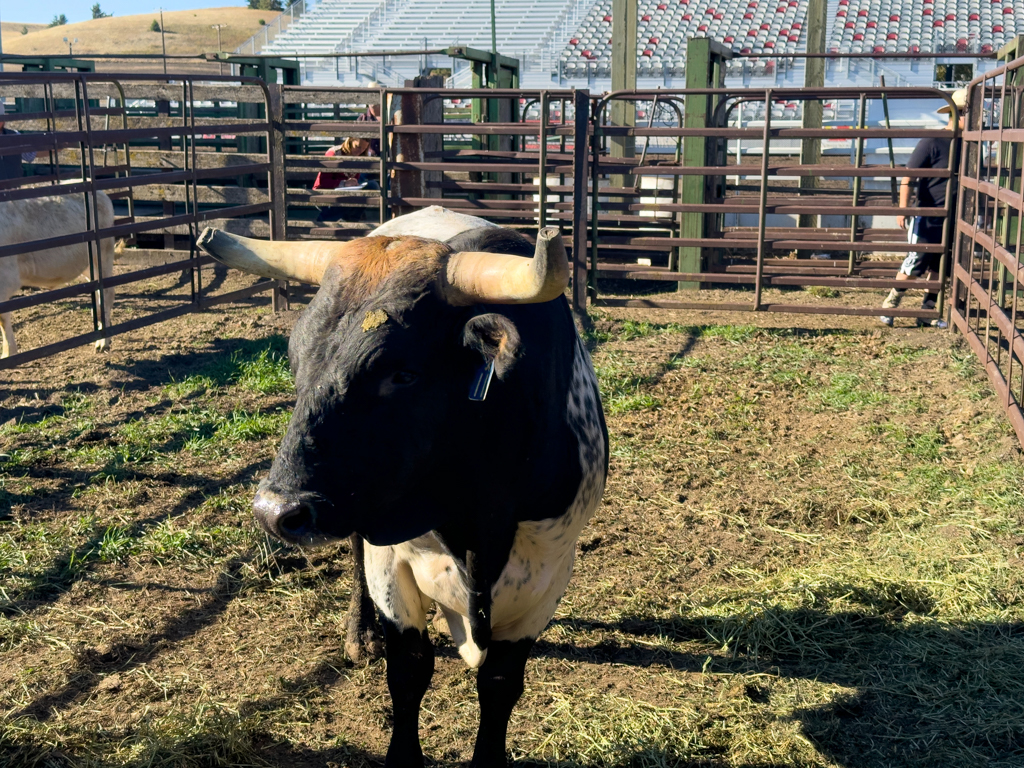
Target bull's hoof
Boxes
[345,628,383,663]
[94,339,110,353]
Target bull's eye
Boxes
[379,370,418,397]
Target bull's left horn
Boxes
[440,227,569,305]
[196,228,341,285]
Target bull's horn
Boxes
[441,227,569,305]
[196,228,342,285]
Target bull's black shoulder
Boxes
[445,228,534,257]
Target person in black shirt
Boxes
[880,88,966,328]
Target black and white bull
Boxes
[198,207,608,767]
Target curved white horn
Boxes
[440,227,569,305]
[197,228,345,285]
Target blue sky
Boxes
[1,1,248,26]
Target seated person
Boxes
[312,137,376,223]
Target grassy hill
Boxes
[3,8,278,57]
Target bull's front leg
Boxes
[345,535,382,662]
[382,620,434,768]
[471,637,535,768]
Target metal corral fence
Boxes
[0,72,281,369]
[952,60,1024,447]
[0,74,992,433]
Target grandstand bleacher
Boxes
[263,0,387,56]
[244,0,1009,89]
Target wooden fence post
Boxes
[572,89,591,323]
[267,83,289,312]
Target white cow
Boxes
[0,192,115,358]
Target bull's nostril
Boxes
[278,503,315,539]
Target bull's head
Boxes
[197,226,569,547]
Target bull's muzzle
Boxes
[253,481,329,546]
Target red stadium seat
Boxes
[995,24,1005,32]
[887,32,898,39]
[933,19,943,26]
[866,21,876,28]
[853,32,864,40]
[765,40,775,47]
[845,21,854,28]
[724,35,735,42]
[1005,7,1014,13]
[569,38,578,45]
[789,35,799,41]
[982,43,994,53]
[873,45,884,52]
[650,36,659,43]
[946,13,955,20]
[744,11,753,18]
[857,8,867,15]
[792,22,801,28]
[603,14,611,21]
[890,14,899,21]
[836,8,846,14]
[698,23,708,30]
[642,49,653,56]
[642,14,651,20]
[922,8,932,14]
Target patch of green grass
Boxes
[816,373,887,411]
[96,524,136,563]
[595,358,661,414]
[805,285,841,299]
[164,337,292,399]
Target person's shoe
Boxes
[879,288,903,327]
[916,298,948,329]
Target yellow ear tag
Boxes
[362,309,388,332]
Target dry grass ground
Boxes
[3,8,277,58]
[1,22,47,40]
[1,274,1023,767]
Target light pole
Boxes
[157,8,167,75]
[62,37,79,56]
[211,24,224,75]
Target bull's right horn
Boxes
[440,227,569,305]
[197,228,343,286]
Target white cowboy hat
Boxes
[937,88,968,115]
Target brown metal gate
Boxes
[951,61,1024,446]
[0,72,279,369]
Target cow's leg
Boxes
[0,311,15,359]
[94,238,115,352]
[382,619,434,768]
[344,535,382,662]
[471,637,535,768]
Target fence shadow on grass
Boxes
[0,456,271,618]
[547,608,1024,766]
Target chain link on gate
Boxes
[951,62,1024,447]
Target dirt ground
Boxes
[1,271,1023,767]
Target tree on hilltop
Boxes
[49,14,68,27]
[248,0,284,10]
[91,4,111,18]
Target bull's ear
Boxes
[462,313,521,379]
